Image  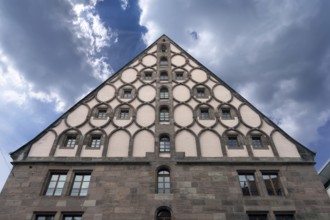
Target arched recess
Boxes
[199,130,223,157]
[175,129,198,157]
[133,130,155,157]
[80,129,107,158]
[223,129,249,157]
[247,129,276,157]
[29,130,57,157]
[155,206,172,220]
[107,129,130,157]
[54,128,82,157]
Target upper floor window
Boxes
[123,89,132,99]
[65,136,76,148]
[160,135,170,153]
[262,172,282,196]
[275,213,294,220]
[248,214,268,220]
[97,109,107,119]
[157,169,170,194]
[70,173,91,196]
[45,173,67,196]
[160,88,169,99]
[227,136,239,148]
[221,108,231,119]
[144,71,153,80]
[175,71,184,80]
[238,173,259,196]
[119,108,129,119]
[200,108,210,120]
[160,57,168,66]
[252,136,262,148]
[160,71,168,81]
[160,107,170,122]
[157,209,171,220]
[196,88,205,98]
[90,136,101,148]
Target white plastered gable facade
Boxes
[11,35,314,162]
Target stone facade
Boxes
[1,35,330,219]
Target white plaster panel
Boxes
[173,85,190,102]
[220,117,239,128]
[186,99,199,109]
[260,120,274,136]
[81,146,103,157]
[107,131,129,157]
[183,64,192,72]
[205,79,217,89]
[79,123,94,135]
[113,117,133,127]
[130,99,141,109]
[230,96,242,109]
[175,131,197,157]
[191,69,208,82]
[29,131,55,157]
[213,124,226,135]
[131,60,139,67]
[112,79,124,89]
[52,119,68,135]
[126,123,140,136]
[138,85,156,102]
[147,45,157,53]
[226,146,249,157]
[240,104,261,128]
[109,99,121,109]
[133,80,143,90]
[142,55,157,66]
[134,64,144,72]
[272,131,300,158]
[66,105,89,127]
[252,147,274,157]
[197,118,217,127]
[136,105,155,127]
[208,99,221,109]
[171,55,186,66]
[186,80,196,89]
[90,117,110,128]
[133,131,154,157]
[54,147,77,157]
[85,98,99,109]
[189,59,199,68]
[189,124,202,135]
[96,85,115,102]
[236,123,250,136]
[170,44,181,53]
[121,68,137,83]
[200,132,222,157]
[104,124,117,135]
[213,85,232,102]
[174,105,194,127]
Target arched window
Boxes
[160,87,169,99]
[157,209,171,220]
[160,135,170,152]
[160,107,169,121]
[157,169,170,194]
[160,57,168,66]
[160,71,168,81]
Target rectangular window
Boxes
[119,109,129,119]
[275,214,294,220]
[123,89,132,98]
[45,173,67,196]
[70,173,91,196]
[196,88,205,98]
[175,71,184,80]
[227,136,239,148]
[221,108,231,119]
[97,109,107,119]
[262,173,281,195]
[35,215,55,220]
[248,214,268,220]
[144,72,152,80]
[65,136,76,148]
[90,136,101,148]
[63,215,82,220]
[238,173,259,196]
[252,136,263,148]
[200,108,209,119]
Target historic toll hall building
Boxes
[0,35,329,220]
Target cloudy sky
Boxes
[1,0,330,191]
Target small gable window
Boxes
[160,135,170,153]
[90,136,101,148]
[227,136,239,148]
[119,108,129,119]
[160,87,169,99]
[123,89,132,99]
[160,57,168,66]
[160,106,170,122]
[200,108,209,120]
[144,71,152,80]
[160,71,168,81]
[175,71,184,80]
[197,88,205,98]
[97,109,107,119]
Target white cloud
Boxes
[120,0,129,10]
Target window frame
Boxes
[200,108,210,120]
[157,208,172,220]
[262,172,282,196]
[196,88,206,98]
[227,136,240,148]
[247,213,268,220]
[238,172,259,196]
[160,88,169,99]
[221,108,231,120]
[159,107,170,122]
[34,213,56,220]
[96,108,108,119]
[144,71,153,80]
[119,108,130,119]
[70,172,91,197]
[44,172,68,196]
[160,71,169,81]
[157,169,170,194]
[175,71,184,80]
[160,57,168,66]
[274,212,295,220]
[64,135,77,148]
[62,213,83,220]
[159,135,170,153]
[89,135,102,149]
